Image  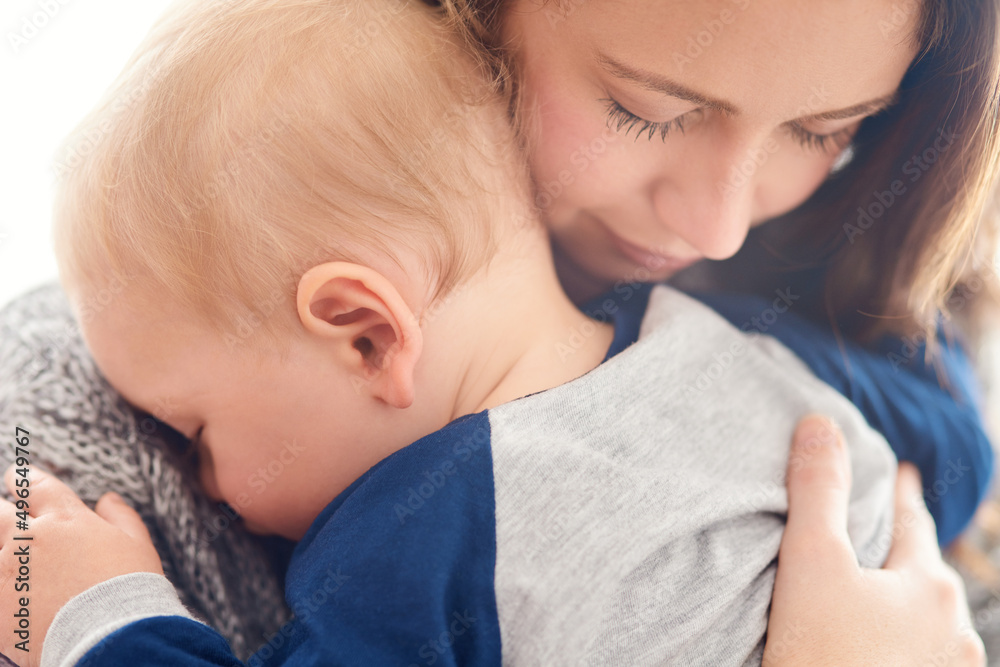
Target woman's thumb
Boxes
[781,415,855,567]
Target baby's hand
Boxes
[0,466,163,667]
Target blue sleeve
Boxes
[76,617,245,667]
[77,412,502,667]
[692,291,995,546]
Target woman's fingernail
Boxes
[793,415,841,451]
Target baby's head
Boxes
[57,0,532,344]
[55,0,538,538]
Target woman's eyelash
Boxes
[603,96,858,153]
[787,124,856,153]
[602,98,688,142]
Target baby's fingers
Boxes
[3,466,82,517]
[95,492,153,544]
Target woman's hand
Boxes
[764,416,986,666]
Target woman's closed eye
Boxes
[603,96,862,154]
[602,98,695,142]
[786,121,860,154]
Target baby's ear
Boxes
[296,262,423,409]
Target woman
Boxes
[432,0,999,663]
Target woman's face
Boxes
[504,0,921,295]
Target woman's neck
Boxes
[551,241,615,306]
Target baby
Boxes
[26,0,896,665]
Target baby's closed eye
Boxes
[140,414,200,472]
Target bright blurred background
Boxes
[1,0,175,311]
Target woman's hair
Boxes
[54,0,530,349]
[431,0,1000,353]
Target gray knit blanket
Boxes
[0,283,292,660]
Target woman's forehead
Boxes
[512,0,921,121]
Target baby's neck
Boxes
[417,226,615,423]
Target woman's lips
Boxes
[610,232,698,274]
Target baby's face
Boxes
[75,292,388,541]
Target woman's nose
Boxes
[651,166,756,261]
[650,131,773,261]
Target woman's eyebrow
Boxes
[596,51,898,121]
[798,93,898,122]
[595,52,736,115]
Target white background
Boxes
[1,0,174,310]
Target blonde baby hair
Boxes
[54,0,532,350]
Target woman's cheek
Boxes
[754,142,842,219]
[525,82,623,202]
